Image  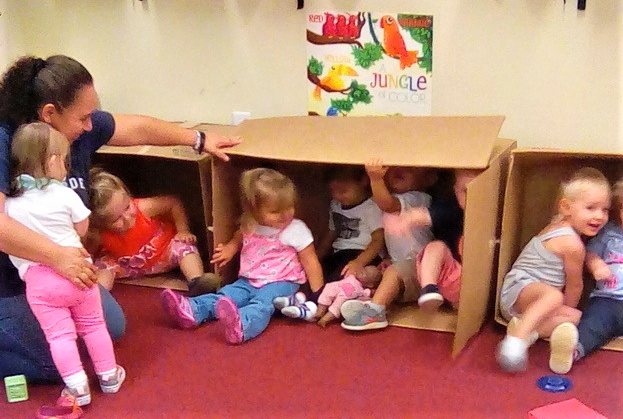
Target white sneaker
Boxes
[497,335,528,372]
[273,292,307,310]
[549,323,578,375]
[281,301,317,321]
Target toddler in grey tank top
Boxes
[497,168,611,374]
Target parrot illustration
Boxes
[313,64,359,101]
[380,15,418,70]
[322,13,337,37]
[335,15,349,37]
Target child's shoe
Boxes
[417,284,444,312]
[36,395,84,419]
[160,289,199,329]
[215,297,244,344]
[281,301,317,321]
[60,383,91,407]
[188,273,222,297]
[98,365,126,394]
[273,291,307,310]
[340,301,388,331]
[507,317,539,346]
[497,335,528,372]
[549,322,578,374]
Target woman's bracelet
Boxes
[193,130,206,154]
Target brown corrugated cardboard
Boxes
[495,149,623,352]
[207,115,515,356]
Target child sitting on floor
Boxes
[316,165,385,283]
[497,167,611,373]
[160,168,324,344]
[560,178,623,374]
[382,169,478,313]
[341,160,436,331]
[5,123,124,406]
[88,168,220,296]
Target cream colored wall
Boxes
[3,0,622,151]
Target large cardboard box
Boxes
[203,115,515,356]
[495,149,623,351]
[93,141,214,290]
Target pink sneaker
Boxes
[215,297,244,344]
[160,289,198,329]
[36,395,84,419]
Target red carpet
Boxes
[3,284,622,418]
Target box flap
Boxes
[221,116,504,168]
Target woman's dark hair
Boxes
[0,55,93,128]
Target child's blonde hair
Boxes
[239,168,297,230]
[9,122,69,196]
[88,168,132,228]
[560,167,610,201]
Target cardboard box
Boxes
[93,142,215,289]
[204,115,515,356]
[495,149,623,351]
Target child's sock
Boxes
[497,335,528,372]
[507,317,539,347]
[61,370,91,406]
[281,301,317,322]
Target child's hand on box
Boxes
[365,159,388,182]
[211,242,237,267]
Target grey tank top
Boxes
[507,226,578,289]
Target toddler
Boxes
[317,165,384,283]
[160,168,324,344]
[5,123,124,406]
[341,160,435,330]
[88,168,220,296]
[497,167,611,372]
[383,169,478,312]
[560,178,623,374]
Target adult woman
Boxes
[0,55,240,382]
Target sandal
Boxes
[36,395,84,419]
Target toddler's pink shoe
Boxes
[36,395,84,419]
[160,289,198,329]
[215,297,244,344]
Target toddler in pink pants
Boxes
[5,123,125,407]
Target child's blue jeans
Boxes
[577,296,623,358]
[189,278,299,342]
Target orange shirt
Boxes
[100,199,176,269]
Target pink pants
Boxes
[95,239,197,279]
[25,265,116,379]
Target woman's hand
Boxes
[51,246,96,289]
[204,132,242,162]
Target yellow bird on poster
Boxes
[313,64,359,100]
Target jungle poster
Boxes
[307,12,433,116]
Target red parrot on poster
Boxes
[322,13,337,37]
[380,15,418,70]
[335,14,349,37]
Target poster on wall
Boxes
[307,11,433,117]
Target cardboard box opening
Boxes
[208,115,515,356]
[93,146,214,291]
[495,150,623,351]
